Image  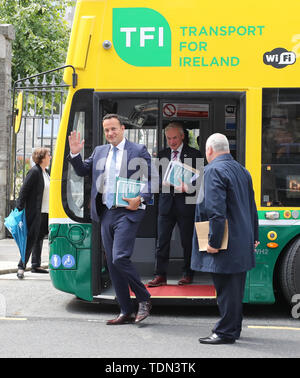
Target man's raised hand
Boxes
[68,131,85,155]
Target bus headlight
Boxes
[265,211,280,220]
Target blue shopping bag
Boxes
[4,208,27,263]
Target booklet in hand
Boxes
[115,177,146,210]
[163,160,199,187]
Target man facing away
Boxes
[148,122,203,287]
[68,113,158,325]
[191,133,259,344]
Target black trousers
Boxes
[155,206,195,277]
[18,213,49,269]
[211,271,247,340]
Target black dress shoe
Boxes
[106,314,135,325]
[135,300,152,323]
[199,333,235,345]
[31,267,49,273]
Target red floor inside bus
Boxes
[131,284,216,299]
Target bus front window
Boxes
[261,88,300,207]
[67,111,85,218]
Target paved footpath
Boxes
[0,238,49,275]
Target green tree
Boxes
[0,0,75,82]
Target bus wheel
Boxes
[279,237,300,305]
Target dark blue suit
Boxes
[191,154,258,340]
[69,139,158,315]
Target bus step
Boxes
[131,284,216,299]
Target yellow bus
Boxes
[49,0,300,305]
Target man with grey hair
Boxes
[205,133,230,155]
[191,133,259,344]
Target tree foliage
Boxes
[0,0,75,82]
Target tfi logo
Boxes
[113,8,171,67]
[263,48,296,68]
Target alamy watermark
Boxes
[291,294,300,319]
[94,154,205,205]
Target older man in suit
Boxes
[148,122,202,287]
[191,133,259,344]
[68,114,158,325]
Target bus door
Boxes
[91,91,245,298]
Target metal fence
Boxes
[9,68,72,210]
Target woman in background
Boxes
[16,147,51,279]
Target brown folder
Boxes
[195,220,228,251]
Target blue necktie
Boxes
[106,146,118,209]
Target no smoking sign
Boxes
[163,103,177,117]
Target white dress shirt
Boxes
[102,138,126,204]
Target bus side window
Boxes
[261,88,300,207]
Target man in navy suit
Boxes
[191,133,259,344]
[68,114,158,325]
[148,122,202,287]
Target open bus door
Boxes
[90,91,246,303]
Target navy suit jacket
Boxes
[68,139,158,223]
[191,154,258,274]
[158,144,203,217]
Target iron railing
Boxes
[9,66,77,210]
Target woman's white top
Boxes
[41,170,50,213]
